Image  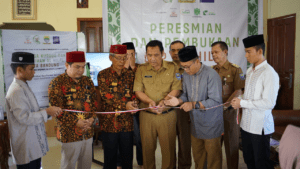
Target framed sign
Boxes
[77,0,88,8]
[12,0,37,20]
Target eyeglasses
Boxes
[113,55,127,61]
[182,61,196,70]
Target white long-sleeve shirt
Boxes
[6,78,50,165]
[240,60,279,135]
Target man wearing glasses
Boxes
[133,40,181,168]
[48,51,97,169]
[116,42,143,169]
[97,44,138,169]
[169,40,192,169]
[165,46,223,169]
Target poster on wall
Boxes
[1,30,77,108]
[103,0,262,74]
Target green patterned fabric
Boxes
[248,0,258,36]
[247,0,258,68]
[107,0,121,46]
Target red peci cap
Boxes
[109,45,127,54]
[66,51,85,62]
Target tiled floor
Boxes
[9,137,248,169]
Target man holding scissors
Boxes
[97,44,138,169]
[165,46,223,169]
[133,40,181,169]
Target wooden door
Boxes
[77,18,103,53]
[267,14,296,110]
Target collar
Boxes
[195,62,204,75]
[109,65,128,75]
[64,72,82,83]
[173,61,184,70]
[216,60,230,70]
[14,78,29,89]
[146,60,168,71]
[253,60,267,71]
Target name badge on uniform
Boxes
[223,77,230,96]
[175,73,181,80]
[144,75,152,78]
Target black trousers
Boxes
[17,158,41,169]
[117,113,143,166]
[221,108,240,169]
[102,131,133,169]
[241,129,274,169]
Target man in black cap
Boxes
[169,40,192,169]
[123,42,139,72]
[165,46,223,169]
[5,52,62,169]
[231,34,279,169]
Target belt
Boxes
[145,108,174,115]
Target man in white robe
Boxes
[5,52,62,169]
[231,35,279,169]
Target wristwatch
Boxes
[195,102,200,109]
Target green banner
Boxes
[247,0,258,68]
[107,0,121,46]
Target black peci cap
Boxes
[178,46,198,62]
[11,52,34,64]
[243,34,265,48]
[122,42,135,50]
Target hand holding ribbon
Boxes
[164,95,180,107]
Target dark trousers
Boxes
[221,108,239,169]
[102,131,133,169]
[241,129,274,169]
[174,109,191,169]
[117,113,143,166]
[17,158,41,169]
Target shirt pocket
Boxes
[161,77,173,84]
[143,77,154,84]
[142,77,154,91]
[223,76,234,95]
[161,77,174,96]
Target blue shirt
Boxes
[180,64,224,139]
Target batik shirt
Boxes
[48,73,97,143]
[97,66,136,133]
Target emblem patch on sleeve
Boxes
[175,73,181,80]
[239,73,245,80]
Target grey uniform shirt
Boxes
[5,78,49,165]
[180,64,224,139]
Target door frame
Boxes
[77,18,103,52]
[77,18,102,32]
[267,13,296,109]
[267,13,296,69]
